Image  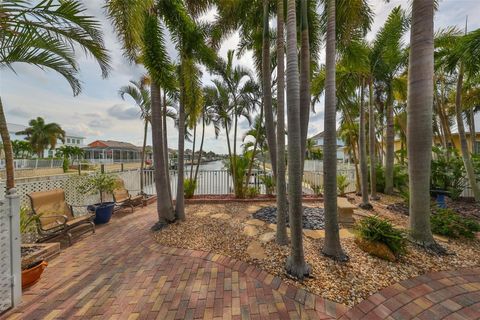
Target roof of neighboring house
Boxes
[85,140,140,150]
[309,131,325,140]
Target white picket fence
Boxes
[0,190,21,314]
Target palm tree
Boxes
[407,0,446,251]
[262,0,277,177]
[371,7,409,195]
[436,27,480,201]
[0,0,110,191]
[284,0,310,279]
[275,0,288,246]
[17,117,65,158]
[322,0,348,261]
[119,79,151,194]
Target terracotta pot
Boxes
[22,261,48,289]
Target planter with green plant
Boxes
[354,215,407,262]
[79,172,118,224]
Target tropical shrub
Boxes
[431,208,480,239]
[374,163,408,194]
[224,155,250,198]
[355,215,407,257]
[337,174,349,196]
[78,172,118,204]
[20,206,38,243]
[310,183,323,196]
[260,174,275,195]
[431,147,466,200]
[246,186,259,198]
[184,178,196,199]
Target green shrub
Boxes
[260,174,275,195]
[337,174,349,196]
[184,178,197,199]
[246,186,259,198]
[62,158,69,173]
[431,208,480,239]
[374,163,408,194]
[20,206,37,235]
[431,147,466,200]
[355,215,407,257]
[310,183,323,196]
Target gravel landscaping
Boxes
[153,198,480,307]
[253,206,326,229]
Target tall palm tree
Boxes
[275,0,288,246]
[17,117,66,158]
[371,7,409,195]
[262,0,277,177]
[322,0,348,261]
[119,79,151,194]
[284,0,310,279]
[436,27,480,201]
[407,0,446,251]
[0,0,110,191]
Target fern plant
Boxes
[355,215,407,257]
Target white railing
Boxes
[0,189,21,314]
[0,159,64,170]
[84,159,141,164]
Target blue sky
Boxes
[1,0,479,154]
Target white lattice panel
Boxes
[0,199,12,313]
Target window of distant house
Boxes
[475,141,480,154]
[77,139,80,144]
[67,138,71,143]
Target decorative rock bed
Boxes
[253,206,326,230]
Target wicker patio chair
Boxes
[27,189,95,245]
[112,178,143,213]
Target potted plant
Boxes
[21,254,48,289]
[79,171,118,224]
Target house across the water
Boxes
[82,140,152,164]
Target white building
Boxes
[6,123,85,158]
[309,131,347,161]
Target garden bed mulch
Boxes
[153,199,480,307]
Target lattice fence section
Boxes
[0,198,12,313]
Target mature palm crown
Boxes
[0,0,110,94]
[17,117,65,156]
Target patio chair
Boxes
[27,189,95,245]
[112,178,143,213]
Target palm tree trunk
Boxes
[352,139,360,193]
[275,0,288,246]
[176,64,186,219]
[0,97,15,191]
[190,123,197,181]
[245,106,263,190]
[163,91,172,203]
[455,64,480,201]
[140,120,148,194]
[368,80,378,200]
[384,89,394,194]
[233,103,239,195]
[194,116,206,182]
[150,84,175,226]
[322,0,348,262]
[299,0,310,168]
[470,107,476,154]
[359,80,371,208]
[262,0,277,177]
[284,0,310,279]
[407,0,443,249]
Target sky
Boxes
[1,0,479,154]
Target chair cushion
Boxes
[28,189,74,228]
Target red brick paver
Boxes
[342,267,480,320]
[3,205,345,320]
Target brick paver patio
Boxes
[3,204,480,319]
[4,205,346,320]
